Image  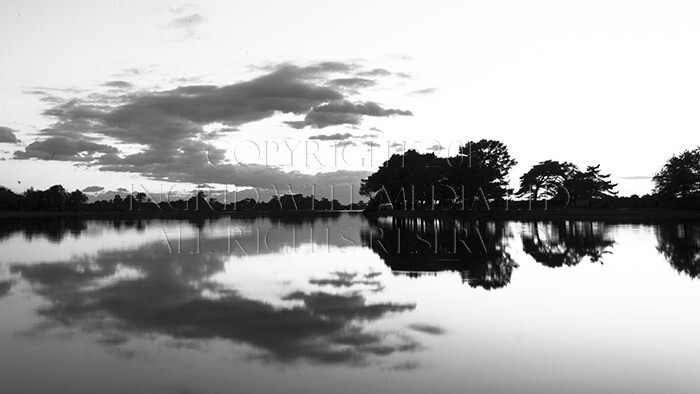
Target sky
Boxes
[1,0,700,201]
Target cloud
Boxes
[328,78,375,89]
[408,323,446,335]
[103,81,133,89]
[82,185,105,193]
[0,281,12,298]
[390,361,421,371]
[411,88,437,95]
[10,239,421,366]
[290,100,412,129]
[314,100,412,117]
[357,68,392,77]
[363,141,381,148]
[301,61,355,74]
[620,175,651,180]
[169,12,206,40]
[14,63,407,193]
[14,136,118,161]
[309,133,353,141]
[0,127,20,143]
[172,13,205,27]
[309,272,383,290]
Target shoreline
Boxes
[1,208,699,222]
[363,208,700,222]
[0,210,363,220]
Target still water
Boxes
[0,213,699,393]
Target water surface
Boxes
[1,214,699,393]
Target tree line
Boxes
[0,186,366,212]
[1,141,698,212]
[360,139,700,210]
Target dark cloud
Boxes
[101,66,342,137]
[290,100,412,129]
[302,61,355,74]
[363,141,381,148]
[287,111,361,129]
[0,281,12,298]
[82,185,105,193]
[14,63,407,193]
[328,78,375,88]
[14,136,118,161]
[103,81,133,89]
[408,323,446,335]
[94,138,370,197]
[314,100,412,117]
[309,133,353,141]
[0,127,20,143]
[357,68,392,77]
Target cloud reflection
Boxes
[9,217,424,367]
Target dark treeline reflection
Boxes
[520,221,616,268]
[361,217,517,290]
[0,213,347,245]
[6,215,432,368]
[0,216,90,243]
[656,222,700,278]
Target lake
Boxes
[1,214,699,393]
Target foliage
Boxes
[653,147,700,200]
[564,164,617,206]
[360,140,517,210]
[517,160,577,200]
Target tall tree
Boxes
[66,189,88,210]
[564,165,617,207]
[456,139,517,202]
[360,140,517,210]
[518,160,577,201]
[653,147,700,200]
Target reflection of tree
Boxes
[656,222,700,278]
[0,216,89,243]
[8,216,423,367]
[521,221,615,268]
[361,217,517,290]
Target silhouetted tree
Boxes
[653,147,700,207]
[564,164,617,207]
[112,194,123,209]
[360,140,516,211]
[456,139,517,203]
[518,160,577,201]
[0,187,22,210]
[134,192,147,210]
[66,189,88,210]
